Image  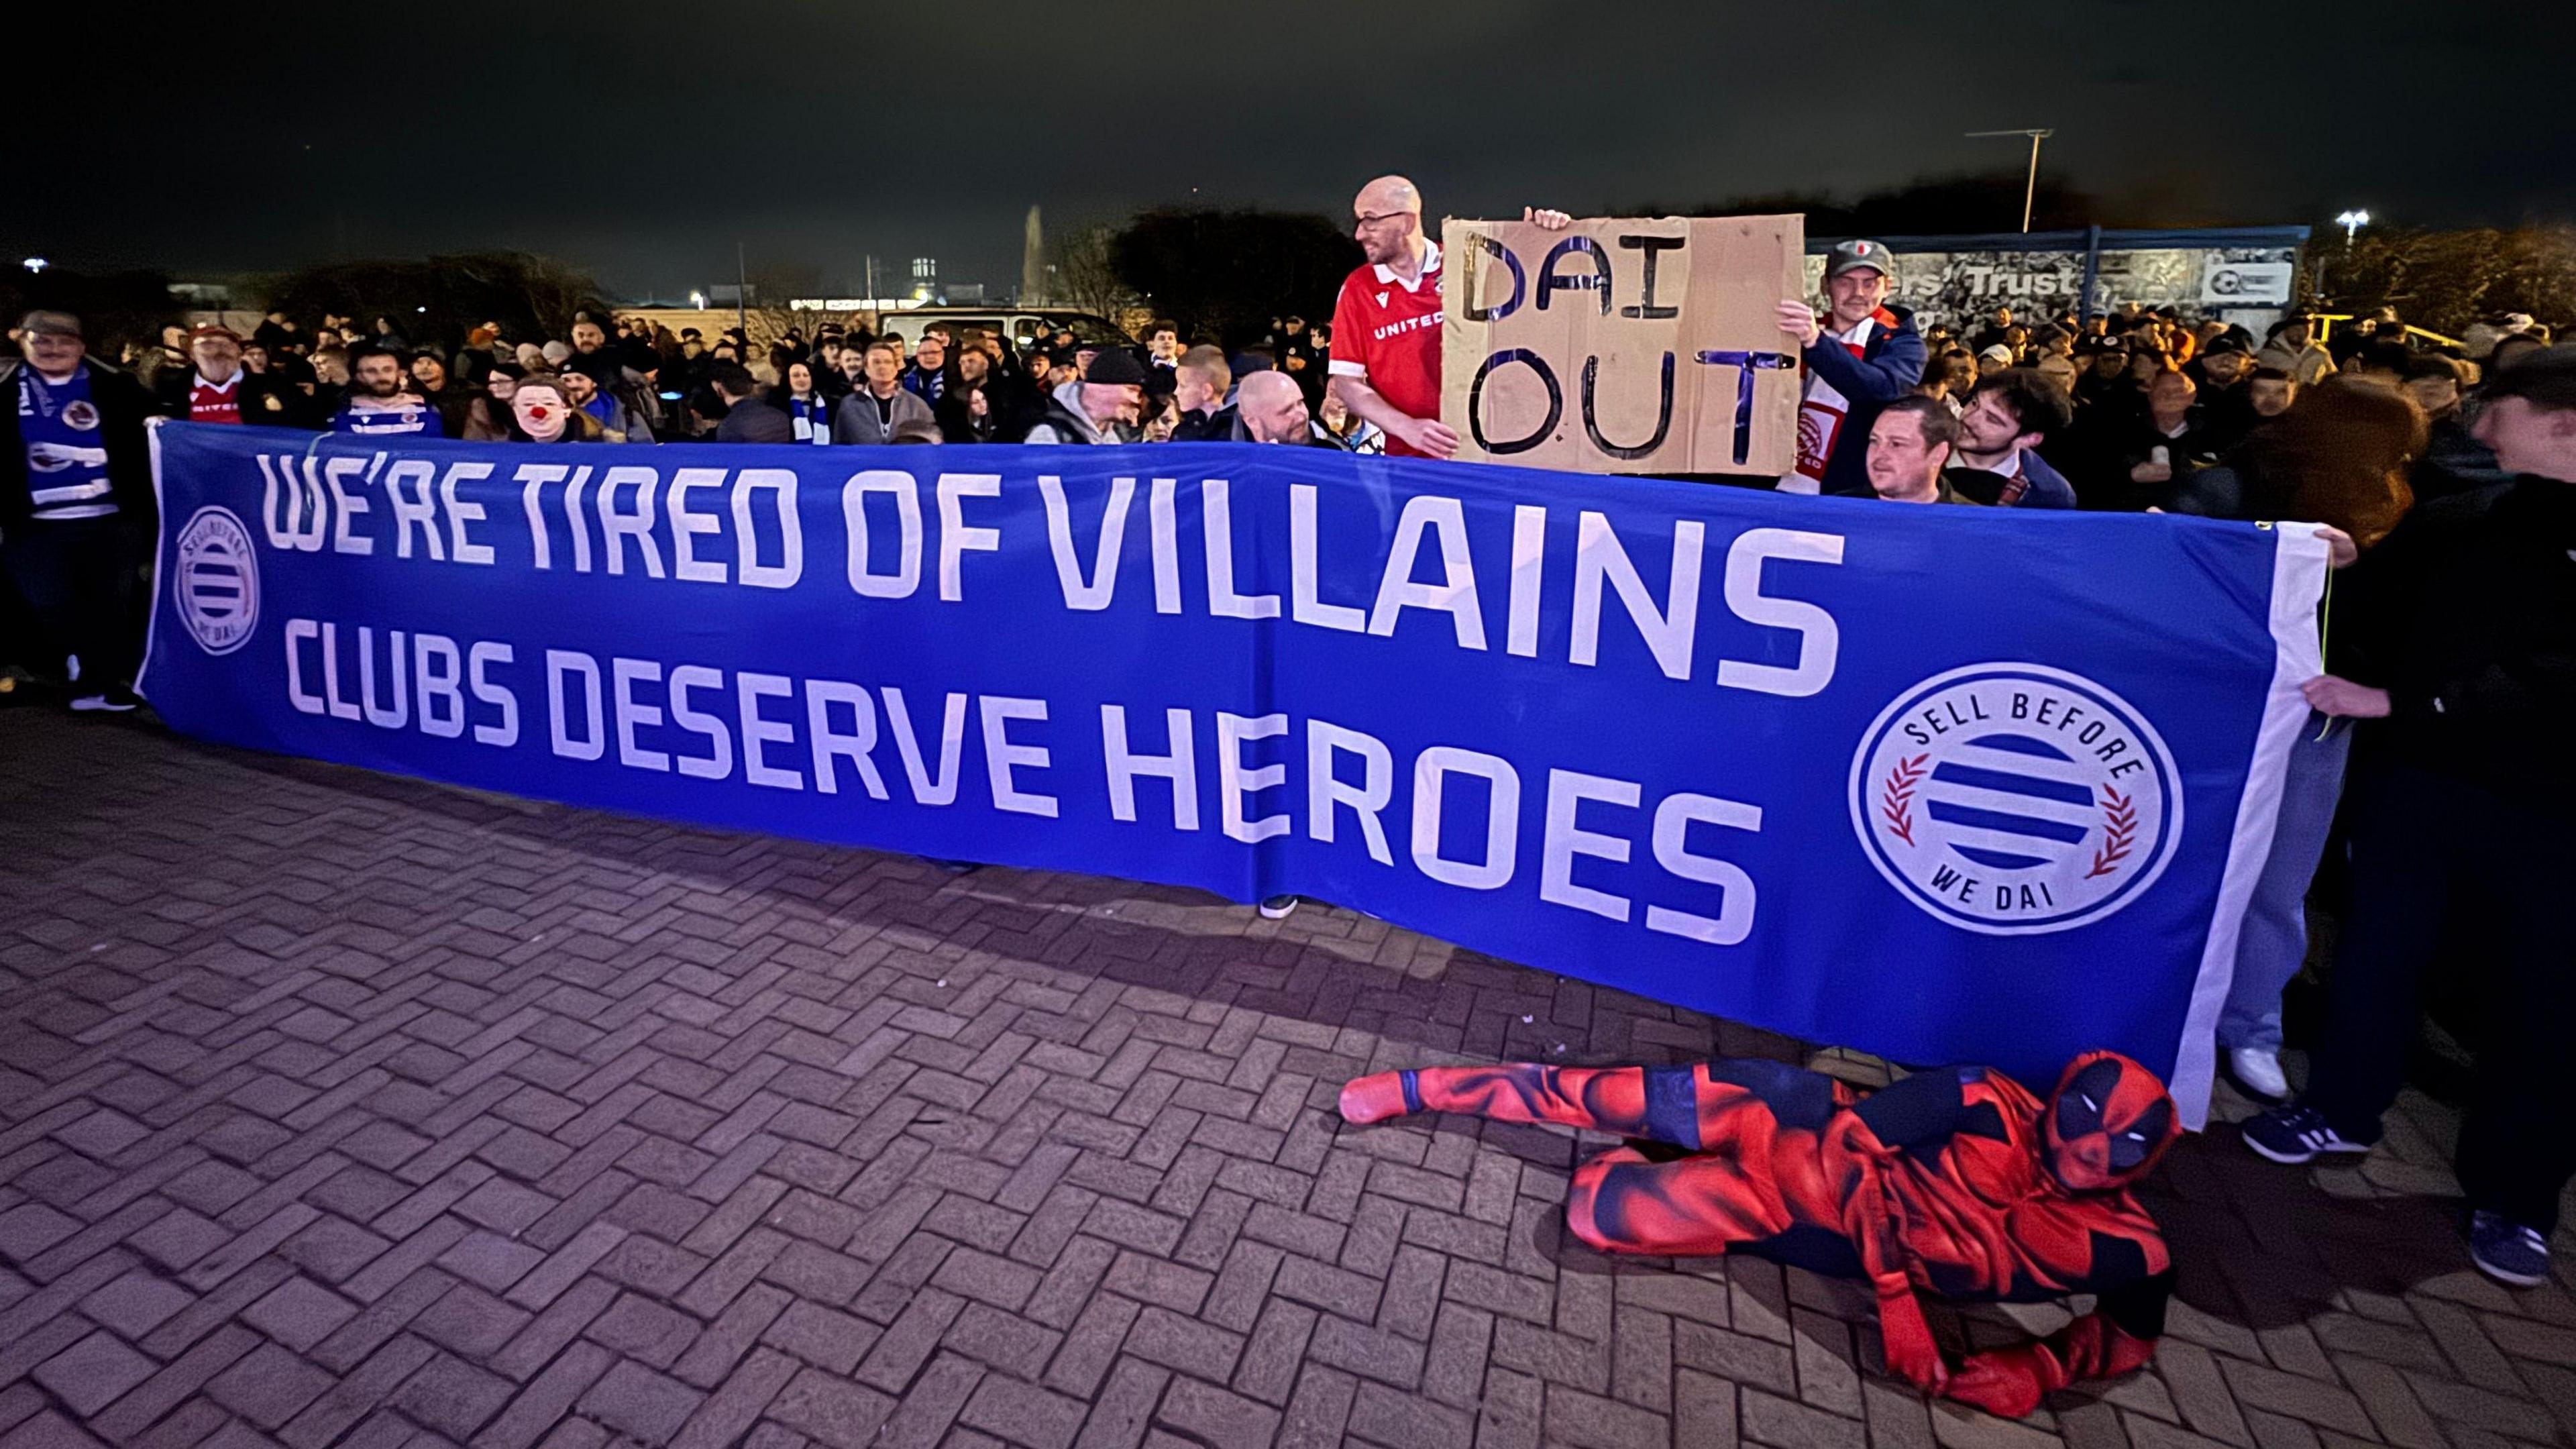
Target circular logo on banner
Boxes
[61,400,99,431]
[175,506,260,655]
[1849,664,2181,935]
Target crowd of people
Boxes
[95,305,1385,455]
[5,170,2573,1294]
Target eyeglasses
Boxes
[1352,211,1413,234]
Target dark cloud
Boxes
[11,1,2569,298]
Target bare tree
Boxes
[2327,225,2576,337]
[1046,224,1135,321]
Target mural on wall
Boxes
[1801,243,2304,331]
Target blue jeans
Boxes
[2216,712,2352,1051]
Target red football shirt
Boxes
[189,374,244,425]
[1328,240,1446,456]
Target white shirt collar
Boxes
[197,370,241,391]
[1372,238,1442,292]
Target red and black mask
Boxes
[2043,1051,2179,1192]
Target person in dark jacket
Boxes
[155,325,307,427]
[2086,370,2214,511]
[1,311,156,710]
[709,363,794,442]
[1775,239,1926,496]
[935,380,1009,443]
[1170,345,1233,441]
[2189,337,2261,454]
[2240,347,2576,1290]
[1947,370,2078,508]
[2404,353,2506,500]
[406,350,475,438]
[561,356,657,443]
[2161,380,2421,1105]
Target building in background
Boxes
[1804,226,2312,335]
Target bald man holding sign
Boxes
[1327,175,1569,459]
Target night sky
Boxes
[15,2,2569,300]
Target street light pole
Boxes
[1966,128,2056,233]
[735,241,749,332]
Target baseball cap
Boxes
[1825,239,1896,278]
[1978,344,2015,364]
[1083,348,1148,387]
[2201,336,2249,358]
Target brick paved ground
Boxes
[1,708,2571,1449]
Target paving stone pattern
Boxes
[2,710,2572,1449]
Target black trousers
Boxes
[2306,765,2576,1231]
[0,516,139,691]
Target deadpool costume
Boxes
[1340,1051,2180,1417]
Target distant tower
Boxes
[1022,206,1044,305]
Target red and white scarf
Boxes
[1780,313,1881,494]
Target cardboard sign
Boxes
[1441,215,1806,475]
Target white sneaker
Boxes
[2226,1046,2290,1104]
[1258,895,1299,920]
[70,691,138,713]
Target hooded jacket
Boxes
[1023,382,1129,445]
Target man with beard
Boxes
[561,362,655,443]
[1326,175,1569,458]
[1776,240,1926,496]
[156,325,303,427]
[2257,314,2337,386]
[570,317,660,433]
[331,345,445,437]
[1949,370,2078,507]
[1230,369,1339,447]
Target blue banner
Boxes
[143,423,2324,1120]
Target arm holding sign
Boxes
[1800,307,1925,409]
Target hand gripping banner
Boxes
[144,423,2326,1122]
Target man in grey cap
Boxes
[1775,239,1925,496]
